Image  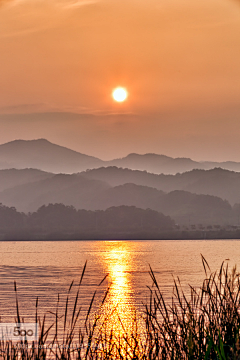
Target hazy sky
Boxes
[0,0,240,160]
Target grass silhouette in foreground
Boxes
[1,257,240,359]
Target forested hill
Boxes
[0,203,174,240]
[1,203,240,240]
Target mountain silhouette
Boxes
[0,168,53,192]
[0,173,110,212]
[0,139,103,173]
[82,167,240,205]
[85,183,233,225]
[1,139,240,174]
[0,172,235,225]
[107,154,240,174]
[107,153,200,174]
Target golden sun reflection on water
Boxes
[94,241,143,338]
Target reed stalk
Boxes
[1,256,240,359]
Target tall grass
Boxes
[145,255,240,360]
[1,256,240,359]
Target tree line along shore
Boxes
[1,202,240,240]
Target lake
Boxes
[0,240,239,336]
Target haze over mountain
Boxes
[2,139,240,174]
[107,154,240,174]
[1,139,240,226]
[0,169,237,225]
[0,173,110,213]
[84,184,233,225]
[0,139,104,173]
[0,168,53,192]
[82,167,240,206]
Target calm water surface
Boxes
[0,240,239,327]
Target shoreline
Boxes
[1,229,240,241]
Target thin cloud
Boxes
[0,0,97,8]
[0,0,98,38]
[0,102,101,115]
[0,103,137,119]
[57,0,97,9]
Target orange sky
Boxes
[0,0,240,160]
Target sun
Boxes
[112,87,128,102]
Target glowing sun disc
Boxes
[112,87,128,102]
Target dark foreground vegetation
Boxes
[2,258,240,359]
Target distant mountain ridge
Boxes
[107,154,240,174]
[0,172,110,212]
[106,153,200,174]
[0,167,238,225]
[1,139,240,174]
[82,166,240,205]
[0,168,53,192]
[0,139,104,173]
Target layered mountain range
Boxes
[2,139,240,174]
[0,139,239,227]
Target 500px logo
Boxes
[0,323,38,342]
